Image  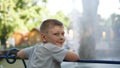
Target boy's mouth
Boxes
[59,42,63,44]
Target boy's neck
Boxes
[43,42,62,47]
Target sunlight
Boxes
[47,0,73,15]
[98,0,120,19]
[47,0,120,19]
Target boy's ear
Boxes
[40,33,47,42]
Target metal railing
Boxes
[1,48,120,68]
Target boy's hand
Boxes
[64,50,79,61]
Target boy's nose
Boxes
[60,35,65,40]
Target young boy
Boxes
[17,19,79,68]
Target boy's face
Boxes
[42,26,65,47]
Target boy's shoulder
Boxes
[44,43,67,51]
[34,42,65,51]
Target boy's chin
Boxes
[56,44,63,47]
[51,43,62,47]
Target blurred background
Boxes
[1,0,120,68]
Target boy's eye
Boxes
[53,32,64,36]
[54,33,59,36]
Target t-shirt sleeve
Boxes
[22,46,35,58]
[51,46,68,62]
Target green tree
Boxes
[0,0,49,38]
[0,0,50,47]
[0,0,70,47]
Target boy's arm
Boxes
[64,50,79,61]
[17,46,35,59]
[17,49,26,59]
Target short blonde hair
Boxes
[40,19,63,33]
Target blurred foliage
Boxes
[50,11,70,29]
[0,0,70,41]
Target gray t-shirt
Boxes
[23,43,68,68]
